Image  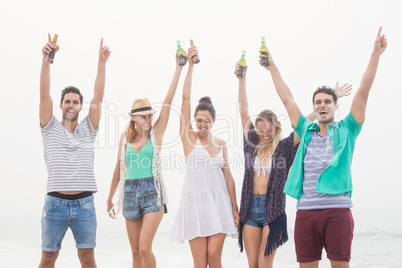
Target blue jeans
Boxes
[123,177,164,220]
[244,194,268,228]
[41,195,97,252]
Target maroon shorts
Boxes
[294,208,354,263]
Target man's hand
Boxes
[99,38,111,63]
[334,81,352,98]
[374,27,388,55]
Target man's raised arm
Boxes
[39,34,55,127]
[351,27,387,124]
[88,38,111,130]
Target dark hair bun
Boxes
[198,96,212,105]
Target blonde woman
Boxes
[235,62,351,268]
[170,47,239,268]
[106,52,184,268]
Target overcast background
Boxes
[0,0,401,267]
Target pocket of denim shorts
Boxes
[43,199,59,212]
[80,199,95,211]
[144,190,157,206]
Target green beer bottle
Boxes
[260,36,269,67]
[236,50,246,79]
[177,40,186,66]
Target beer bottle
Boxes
[260,36,269,67]
[236,50,246,79]
[177,40,187,66]
[45,34,59,64]
[189,39,200,64]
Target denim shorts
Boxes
[41,195,96,252]
[244,194,268,228]
[123,177,164,220]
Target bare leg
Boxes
[126,218,144,268]
[189,237,208,268]
[300,261,319,268]
[38,250,59,268]
[257,225,276,268]
[138,208,164,268]
[330,260,349,268]
[244,225,276,268]
[77,248,96,268]
[243,225,262,268]
[206,233,226,268]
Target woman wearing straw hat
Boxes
[106,53,185,267]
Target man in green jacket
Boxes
[262,28,387,267]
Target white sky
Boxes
[1,0,401,254]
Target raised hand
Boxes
[259,50,275,71]
[186,46,199,66]
[334,81,352,98]
[176,50,187,68]
[42,33,59,59]
[234,62,248,79]
[99,38,111,63]
[374,27,387,55]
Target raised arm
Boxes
[351,27,387,124]
[154,52,185,140]
[39,34,55,127]
[234,63,252,139]
[180,48,198,153]
[88,38,111,130]
[263,51,301,128]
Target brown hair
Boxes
[254,109,282,162]
[194,96,216,120]
[312,86,337,104]
[126,117,151,143]
[61,86,83,104]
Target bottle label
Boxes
[239,60,246,67]
[177,49,184,56]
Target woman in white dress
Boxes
[170,46,240,267]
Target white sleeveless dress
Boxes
[170,138,238,243]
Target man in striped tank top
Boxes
[264,28,387,267]
[38,34,111,268]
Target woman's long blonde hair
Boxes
[126,118,151,143]
[255,109,282,163]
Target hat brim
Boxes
[128,110,157,116]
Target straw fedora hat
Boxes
[128,98,156,116]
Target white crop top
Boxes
[253,157,272,176]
